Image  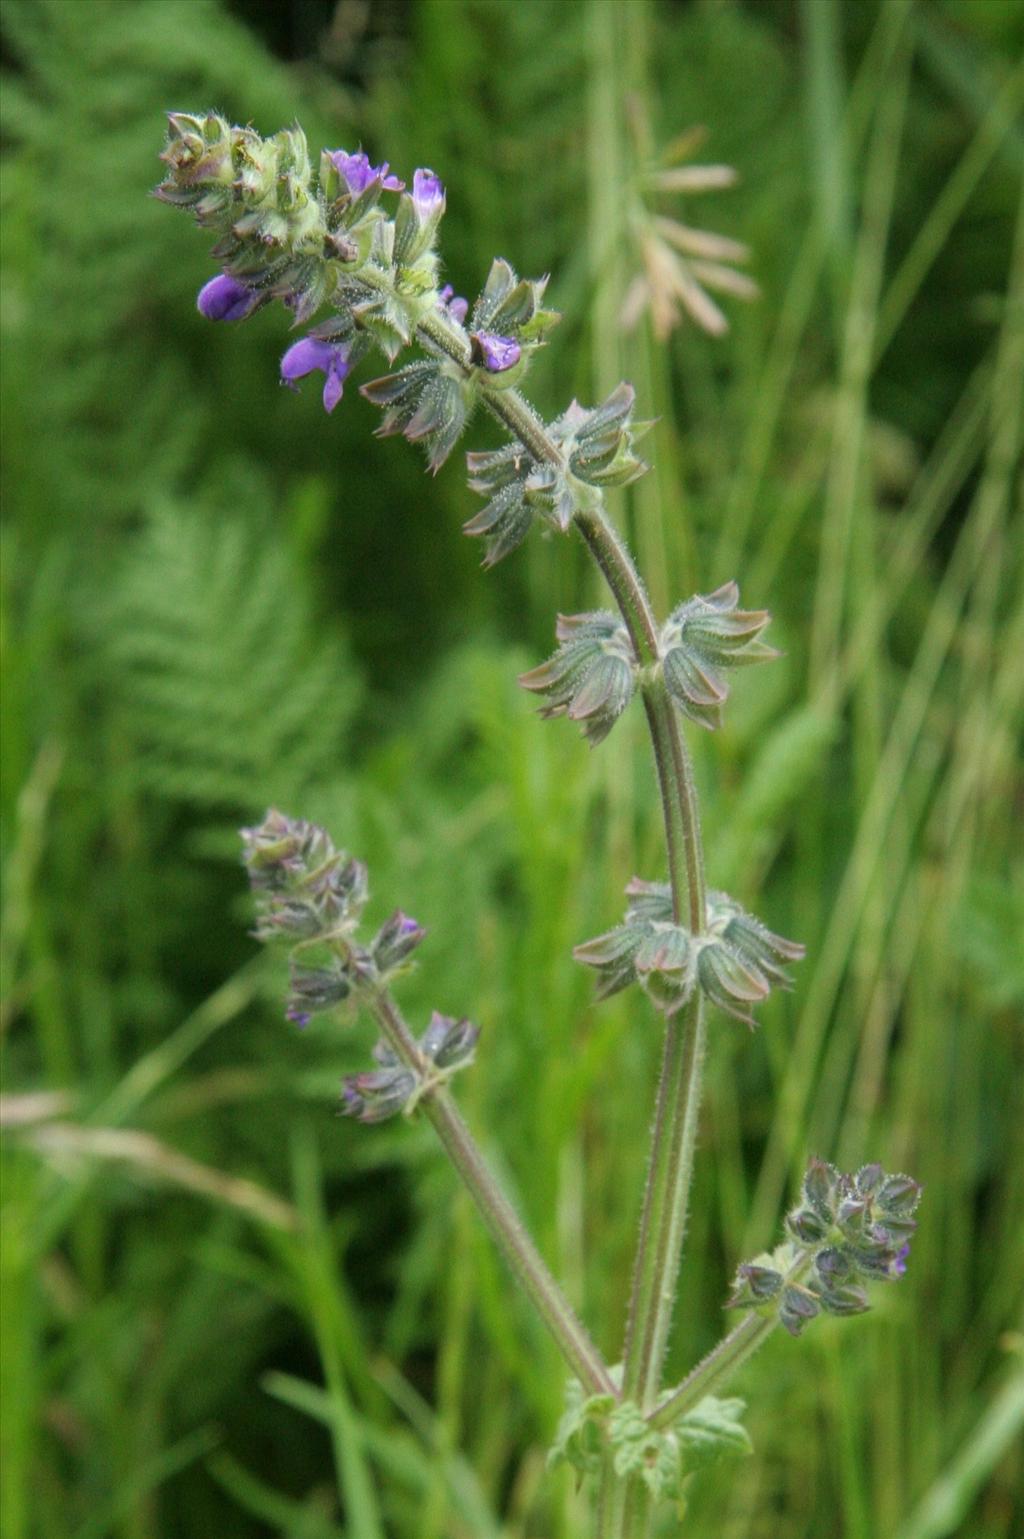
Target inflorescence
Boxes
[159,111,921,1531]
[241,809,478,1121]
[728,1158,922,1335]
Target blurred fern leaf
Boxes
[101,497,361,810]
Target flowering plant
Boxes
[156,113,920,1536]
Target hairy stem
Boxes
[620,994,707,1408]
[416,304,714,1514]
[368,988,617,1397]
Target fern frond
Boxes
[101,496,361,810]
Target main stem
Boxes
[417,306,713,1533]
[368,988,617,1398]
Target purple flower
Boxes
[196,272,262,322]
[412,168,445,217]
[438,284,469,325]
[286,1008,311,1029]
[329,149,404,195]
[891,1242,911,1278]
[472,332,521,373]
[280,337,352,413]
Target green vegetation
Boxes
[2,1,1021,1535]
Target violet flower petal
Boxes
[329,149,404,194]
[412,168,444,217]
[280,338,352,413]
[473,332,521,373]
[197,272,260,321]
[439,285,469,325]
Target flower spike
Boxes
[727,1159,922,1336]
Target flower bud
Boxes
[726,1259,784,1308]
[240,810,368,940]
[372,911,426,974]
[572,924,647,1003]
[779,1286,820,1337]
[634,924,695,1016]
[438,284,469,325]
[547,384,650,489]
[802,1157,839,1223]
[786,1207,829,1245]
[341,1064,417,1123]
[696,891,805,1025]
[818,1284,870,1317]
[461,440,554,566]
[393,168,446,264]
[878,1174,922,1215]
[470,332,521,373]
[286,959,353,1025]
[361,360,471,471]
[241,809,332,890]
[815,1247,853,1285]
[420,1011,480,1071]
[855,1162,885,1197]
[197,272,265,321]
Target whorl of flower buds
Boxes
[519,611,638,746]
[548,383,652,490]
[727,1159,922,1336]
[361,359,472,473]
[573,880,803,1024]
[341,1012,480,1123]
[461,442,555,566]
[657,582,777,730]
[460,382,650,568]
[240,813,473,1120]
[700,889,805,1026]
[241,810,368,931]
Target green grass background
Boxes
[2,0,1022,1535]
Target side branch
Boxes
[368,990,617,1398]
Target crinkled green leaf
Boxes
[676,1395,752,1466]
[547,1380,616,1480]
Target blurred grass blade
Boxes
[70,1424,220,1539]
[895,1368,1024,1539]
[207,1450,348,1539]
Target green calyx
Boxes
[574,880,804,1025]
